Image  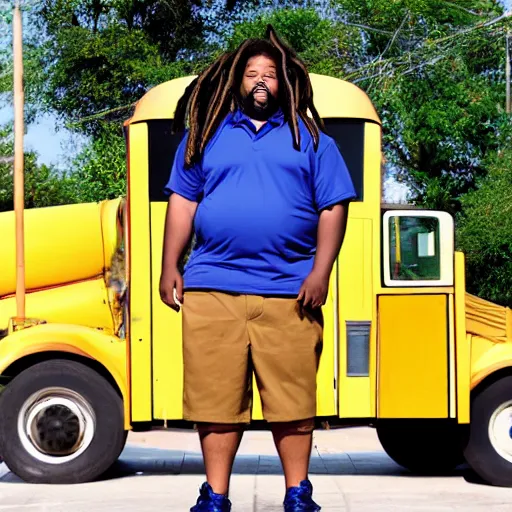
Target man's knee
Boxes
[195,422,247,435]
[270,418,315,435]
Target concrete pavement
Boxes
[0,427,511,511]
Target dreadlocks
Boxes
[172,25,325,169]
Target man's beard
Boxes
[239,82,279,121]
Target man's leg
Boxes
[182,292,252,499]
[248,297,322,490]
[271,419,315,489]
[197,424,245,495]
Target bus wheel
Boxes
[0,359,125,484]
[377,420,466,474]
[464,375,512,487]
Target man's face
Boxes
[240,54,279,109]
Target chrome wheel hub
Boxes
[17,387,95,464]
[489,400,512,463]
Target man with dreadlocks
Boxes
[160,26,356,512]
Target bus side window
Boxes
[389,216,441,281]
[323,119,364,201]
[148,120,184,202]
[383,211,454,287]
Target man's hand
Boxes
[297,269,329,309]
[160,194,197,313]
[160,267,184,312]
[298,202,349,310]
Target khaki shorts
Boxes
[182,291,323,424]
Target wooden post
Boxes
[506,30,511,114]
[13,0,25,321]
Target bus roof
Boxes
[125,73,381,126]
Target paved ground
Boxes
[0,427,512,511]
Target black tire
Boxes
[0,359,125,484]
[464,376,512,487]
[116,430,129,459]
[377,420,466,474]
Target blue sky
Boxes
[1,0,510,178]
[0,104,88,170]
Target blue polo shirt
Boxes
[164,109,356,296]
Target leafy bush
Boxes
[456,150,512,307]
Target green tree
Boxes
[0,125,76,212]
[34,0,206,134]
[456,150,512,307]
[40,25,165,134]
[68,125,126,203]
[25,0,213,204]
[39,0,204,60]
[333,0,509,210]
[227,8,361,76]
[371,56,509,212]
[334,0,502,57]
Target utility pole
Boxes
[507,29,511,114]
[13,0,26,321]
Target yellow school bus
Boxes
[1,73,512,486]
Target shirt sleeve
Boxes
[313,138,357,211]
[163,132,204,202]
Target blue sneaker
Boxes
[283,480,321,511]
[190,482,232,512]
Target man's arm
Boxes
[160,193,198,312]
[298,202,349,309]
[313,202,349,278]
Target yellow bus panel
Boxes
[127,123,152,422]
[0,203,105,297]
[338,217,373,418]
[378,294,449,418]
[150,203,184,420]
[0,278,113,332]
